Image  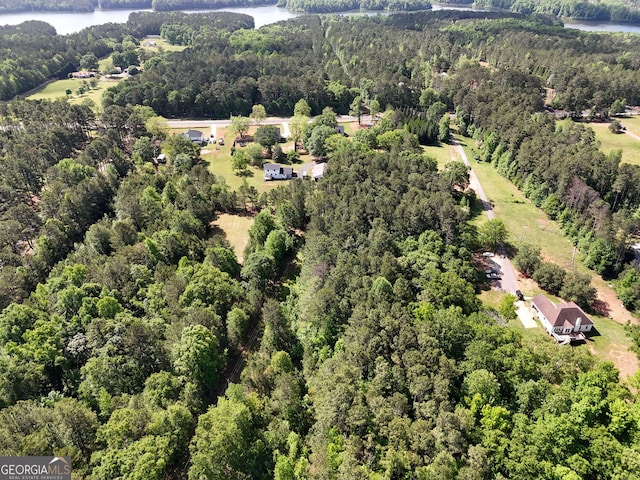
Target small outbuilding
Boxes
[298,161,327,180]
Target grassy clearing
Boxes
[587,315,639,379]
[557,118,640,166]
[589,122,640,166]
[618,115,640,137]
[211,213,254,264]
[463,143,581,271]
[140,37,187,53]
[341,121,359,136]
[27,76,119,107]
[423,142,454,169]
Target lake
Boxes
[0,3,639,35]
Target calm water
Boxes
[0,5,299,33]
[0,3,638,34]
[563,19,640,34]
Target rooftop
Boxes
[531,294,593,328]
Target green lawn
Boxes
[27,77,119,107]
[556,118,640,166]
[617,115,640,137]
[27,78,77,101]
[423,142,454,169]
[140,37,187,53]
[588,122,640,167]
[462,143,582,271]
[212,213,254,263]
[198,125,289,194]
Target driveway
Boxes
[515,301,538,329]
[453,135,520,294]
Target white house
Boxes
[531,294,593,342]
[264,163,294,181]
[182,129,204,143]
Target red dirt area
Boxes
[591,279,639,380]
[592,276,638,326]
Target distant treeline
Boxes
[441,0,640,24]
[0,0,94,12]
[151,0,276,11]
[0,0,273,12]
[3,0,640,21]
[279,0,431,13]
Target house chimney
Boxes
[575,317,582,332]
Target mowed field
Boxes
[211,213,254,264]
[423,141,455,169]
[457,139,638,379]
[27,37,185,107]
[27,77,120,105]
[557,117,640,166]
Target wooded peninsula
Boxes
[3,0,640,21]
[2,7,640,480]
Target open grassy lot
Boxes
[211,213,254,263]
[463,145,580,270]
[556,118,640,166]
[618,115,640,137]
[588,122,640,166]
[423,142,455,169]
[588,315,639,379]
[27,73,120,107]
[140,37,187,53]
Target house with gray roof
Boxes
[182,129,204,144]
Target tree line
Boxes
[278,0,431,13]
[469,0,640,24]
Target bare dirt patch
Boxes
[588,342,639,381]
[593,277,638,326]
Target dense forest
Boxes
[3,9,640,480]
[278,0,431,13]
[459,0,640,24]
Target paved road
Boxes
[452,135,520,295]
[453,136,495,219]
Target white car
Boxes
[482,252,494,257]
